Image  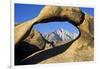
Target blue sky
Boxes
[15,3,94,34]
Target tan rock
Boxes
[14,18,38,45]
[37,6,84,24]
[39,13,94,64]
[24,29,46,49]
[14,5,94,64]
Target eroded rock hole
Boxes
[33,21,79,46]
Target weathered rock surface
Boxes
[14,18,38,45]
[40,14,94,63]
[15,5,94,65]
[24,29,46,49]
[37,6,84,24]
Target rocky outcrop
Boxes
[24,29,46,49]
[14,18,38,45]
[15,5,94,65]
[36,6,84,25]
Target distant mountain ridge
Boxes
[43,28,78,45]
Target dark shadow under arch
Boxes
[15,38,77,65]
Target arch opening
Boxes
[33,21,80,46]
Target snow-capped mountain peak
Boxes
[44,28,78,45]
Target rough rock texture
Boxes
[24,29,46,49]
[44,14,94,63]
[14,5,94,65]
[15,29,46,65]
[21,14,93,64]
[37,6,84,24]
[14,18,38,45]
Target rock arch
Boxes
[15,5,94,64]
[15,6,84,46]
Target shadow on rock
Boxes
[16,40,74,65]
[15,41,41,65]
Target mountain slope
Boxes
[44,28,78,46]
